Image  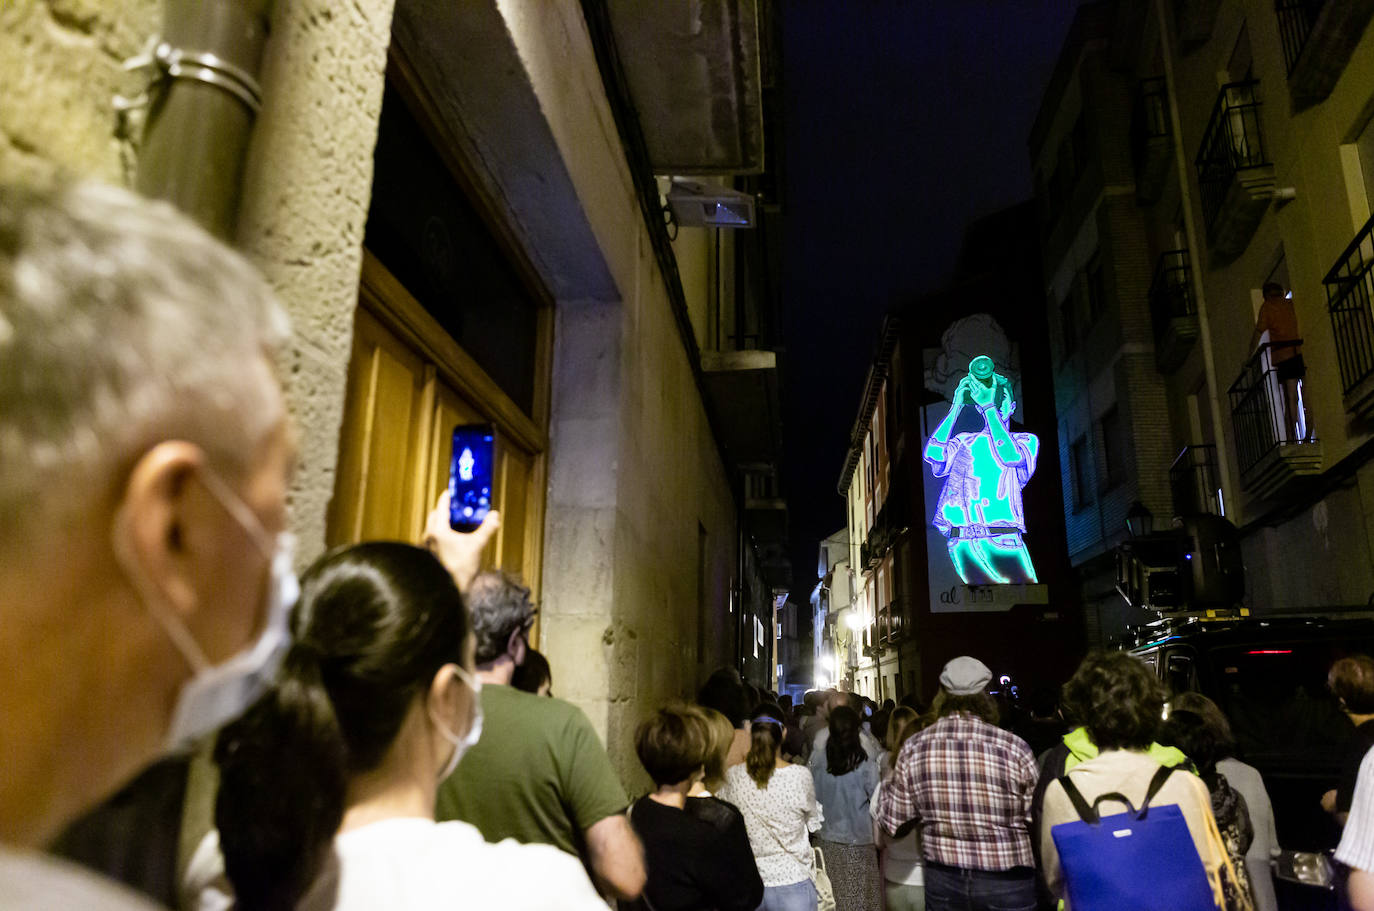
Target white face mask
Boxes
[112,467,298,751]
[433,664,483,782]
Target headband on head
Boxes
[754,715,784,727]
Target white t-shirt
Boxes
[1338,748,1374,873]
[188,818,607,911]
[0,847,161,911]
[718,763,822,888]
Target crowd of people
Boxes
[7,180,1374,911]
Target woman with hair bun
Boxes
[719,705,823,911]
[193,498,607,911]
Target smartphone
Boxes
[449,423,495,532]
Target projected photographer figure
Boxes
[924,355,1039,584]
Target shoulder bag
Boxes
[735,778,835,911]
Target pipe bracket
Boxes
[114,37,263,116]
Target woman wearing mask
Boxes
[195,499,607,911]
[811,706,880,910]
[720,706,823,911]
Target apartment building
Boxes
[1032,0,1374,643]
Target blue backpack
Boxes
[1050,765,1216,911]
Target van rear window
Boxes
[1209,640,1374,760]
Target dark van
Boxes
[1128,615,1374,853]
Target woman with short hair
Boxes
[720,707,823,911]
[1167,692,1277,911]
[1037,652,1232,911]
[622,705,762,911]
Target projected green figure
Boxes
[923,356,1039,584]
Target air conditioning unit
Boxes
[665,179,756,228]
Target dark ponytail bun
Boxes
[213,542,468,910]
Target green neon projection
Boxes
[923,355,1039,585]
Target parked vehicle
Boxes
[1128,615,1374,909]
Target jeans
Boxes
[923,862,1037,911]
[757,879,818,911]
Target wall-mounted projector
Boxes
[665,179,756,228]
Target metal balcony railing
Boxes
[1195,81,1268,232]
[1228,339,1306,475]
[1149,250,1196,338]
[1276,0,1328,75]
[1170,444,1223,517]
[1324,211,1374,396]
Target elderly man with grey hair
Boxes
[0,180,299,908]
[435,570,646,902]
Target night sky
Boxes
[779,2,1085,599]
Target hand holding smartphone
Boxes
[449,423,495,532]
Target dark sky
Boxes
[779,2,1084,596]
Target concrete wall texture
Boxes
[4,0,744,788]
[498,0,739,788]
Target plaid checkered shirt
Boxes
[875,712,1038,871]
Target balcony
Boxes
[1174,0,1221,51]
[1228,340,1322,498]
[1132,77,1172,205]
[1170,444,1224,518]
[1194,82,1276,264]
[1324,211,1374,419]
[1277,0,1374,112]
[1149,249,1199,372]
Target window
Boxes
[1100,407,1129,488]
[1071,435,1091,509]
[1085,253,1106,323]
[1060,294,1079,357]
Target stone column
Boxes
[235,0,397,560]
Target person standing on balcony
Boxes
[1249,282,1309,442]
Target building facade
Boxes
[3,0,789,791]
[838,205,1085,703]
[1032,0,1374,644]
[813,527,854,692]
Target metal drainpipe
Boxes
[133,0,272,240]
[1153,0,1240,524]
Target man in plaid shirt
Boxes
[876,656,1039,911]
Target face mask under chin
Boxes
[433,665,484,782]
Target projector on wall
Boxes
[666,179,756,228]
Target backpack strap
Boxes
[1136,764,1176,819]
[1056,774,1098,824]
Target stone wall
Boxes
[496,0,740,788]
[0,0,395,562]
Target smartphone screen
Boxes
[449,424,495,532]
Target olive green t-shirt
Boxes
[434,683,628,857]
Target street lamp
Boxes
[1125,501,1154,538]
[845,610,867,631]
